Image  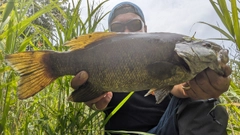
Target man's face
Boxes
[110,13,146,32]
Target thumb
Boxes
[71,71,89,89]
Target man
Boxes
[71,2,232,135]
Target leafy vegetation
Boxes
[0,0,239,135]
[200,0,240,134]
[0,0,109,134]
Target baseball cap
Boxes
[108,2,145,27]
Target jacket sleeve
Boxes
[177,98,228,135]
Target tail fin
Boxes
[5,51,57,99]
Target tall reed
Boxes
[200,0,240,134]
[0,0,109,134]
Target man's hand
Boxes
[84,92,113,110]
[71,71,113,110]
[181,65,232,100]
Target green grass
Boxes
[0,0,239,135]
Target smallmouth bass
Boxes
[5,32,229,103]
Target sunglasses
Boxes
[110,19,143,32]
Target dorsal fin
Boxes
[64,32,117,51]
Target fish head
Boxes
[174,40,229,76]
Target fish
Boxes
[5,32,229,103]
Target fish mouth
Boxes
[217,49,229,65]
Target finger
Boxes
[205,69,231,93]
[84,92,109,106]
[188,77,213,99]
[191,69,229,99]
[222,65,232,77]
[184,66,231,100]
[181,82,197,99]
[183,82,208,100]
[195,70,221,97]
[95,92,113,110]
[71,71,89,89]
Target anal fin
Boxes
[154,86,173,104]
[68,81,106,102]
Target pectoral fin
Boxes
[146,61,178,80]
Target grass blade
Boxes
[1,0,14,23]
[231,0,240,49]
[101,92,134,128]
[217,0,235,35]
[198,21,235,41]
[0,1,57,41]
